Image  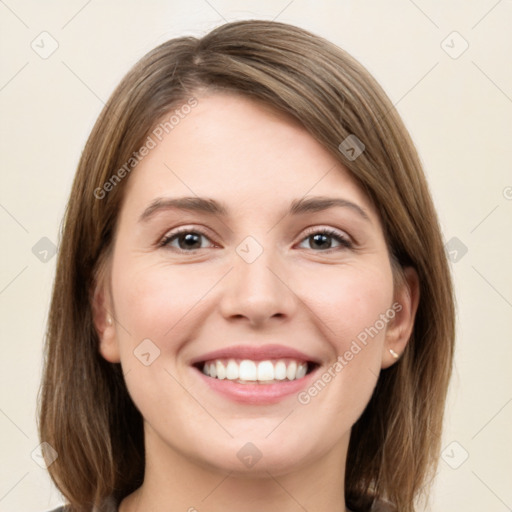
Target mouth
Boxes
[189,345,322,404]
[193,358,320,385]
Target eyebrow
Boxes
[138,195,371,223]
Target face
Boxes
[94,92,417,477]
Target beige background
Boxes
[1,1,511,510]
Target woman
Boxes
[39,19,455,512]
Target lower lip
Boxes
[193,366,320,405]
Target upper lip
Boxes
[190,344,321,365]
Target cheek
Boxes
[298,262,394,349]
[110,258,212,416]
[112,257,215,342]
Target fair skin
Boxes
[93,92,419,512]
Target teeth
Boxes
[202,359,310,383]
[216,360,226,379]
[274,360,287,380]
[286,361,297,380]
[239,360,257,380]
[257,361,274,381]
[226,360,238,380]
[296,363,307,379]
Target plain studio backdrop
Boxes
[0,1,511,510]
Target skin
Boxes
[93,92,419,512]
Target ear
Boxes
[381,266,420,369]
[91,271,121,363]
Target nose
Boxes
[218,248,297,328]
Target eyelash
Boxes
[158,226,354,253]
[299,227,353,251]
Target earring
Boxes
[106,316,113,326]
[389,348,399,359]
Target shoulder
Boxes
[371,499,397,512]
[349,500,397,512]
[43,496,118,512]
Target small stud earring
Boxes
[106,316,113,326]
[389,348,399,359]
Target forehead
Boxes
[121,92,376,220]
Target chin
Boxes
[191,434,316,477]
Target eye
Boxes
[297,228,353,251]
[158,227,353,253]
[159,228,216,252]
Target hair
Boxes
[38,19,455,512]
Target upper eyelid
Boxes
[159,226,216,248]
[160,225,353,247]
[301,225,351,240]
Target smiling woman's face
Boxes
[95,92,416,478]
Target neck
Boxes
[119,424,350,512]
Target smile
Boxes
[199,358,317,384]
[190,344,321,404]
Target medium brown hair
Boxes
[38,19,455,512]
